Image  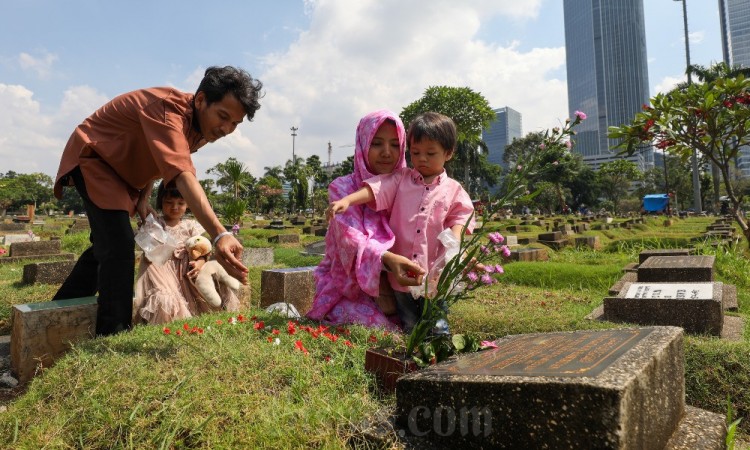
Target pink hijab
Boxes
[306,110,406,328]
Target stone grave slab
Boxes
[603,282,723,335]
[242,247,274,267]
[260,266,316,314]
[0,252,75,265]
[637,255,714,283]
[395,327,720,449]
[314,227,328,237]
[638,249,693,265]
[574,236,600,250]
[517,236,537,245]
[623,262,639,273]
[0,223,27,232]
[504,235,519,247]
[2,234,39,245]
[556,224,573,234]
[537,231,561,242]
[22,260,76,284]
[11,296,98,384]
[723,284,738,311]
[301,240,326,256]
[509,248,548,262]
[267,234,300,244]
[10,239,61,257]
[608,271,637,295]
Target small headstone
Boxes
[260,267,316,314]
[2,234,39,245]
[638,249,692,265]
[0,223,27,232]
[11,297,98,384]
[267,234,300,244]
[10,239,61,257]
[538,231,561,242]
[608,271,637,295]
[603,282,723,335]
[242,247,274,267]
[517,237,537,245]
[504,235,518,247]
[314,227,328,237]
[395,327,724,448]
[22,260,76,284]
[509,248,548,262]
[637,255,714,283]
[574,235,600,250]
[302,240,326,256]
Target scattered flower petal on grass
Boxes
[480,341,498,349]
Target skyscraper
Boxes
[482,106,522,168]
[719,0,750,177]
[563,0,654,171]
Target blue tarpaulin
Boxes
[643,194,669,212]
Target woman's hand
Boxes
[326,199,351,223]
[381,251,426,287]
[187,259,206,279]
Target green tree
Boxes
[503,132,545,168]
[257,176,284,214]
[400,86,496,196]
[1,173,54,210]
[306,154,330,187]
[597,159,642,214]
[331,156,354,179]
[610,67,750,242]
[206,157,255,199]
[565,165,601,211]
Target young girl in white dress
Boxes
[133,181,239,324]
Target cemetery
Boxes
[0,213,748,448]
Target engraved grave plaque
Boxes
[624,282,713,300]
[433,328,653,377]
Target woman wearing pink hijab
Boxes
[307,110,424,329]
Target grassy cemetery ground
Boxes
[0,215,749,448]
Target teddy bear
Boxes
[184,235,241,307]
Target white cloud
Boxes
[0,84,109,176]
[688,30,704,45]
[653,75,685,95]
[1,1,568,184]
[18,51,58,79]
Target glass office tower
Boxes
[720,0,750,177]
[482,106,523,168]
[563,0,653,171]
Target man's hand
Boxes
[214,234,248,284]
[326,199,351,223]
[382,251,426,287]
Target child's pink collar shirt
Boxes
[365,167,475,292]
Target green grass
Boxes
[1,215,750,447]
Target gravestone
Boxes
[639,249,692,265]
[603,282,724,335]
[517,237,537,245]
[395,327,724,448]
[2,233,39,245]
[637,256,714,283]
[11,297,98,384]
[267,234,300,244]
[260,266,316,314]
[509,248,548,262]
[22,260,76,284]
[608,271,637,295]
[574,236,600,250]
[0,223,26,232]
[504,235,519,247]
[10,239,61,257]
[537,231,568,250]
[242,247,274,267]
[301,240,326,256]
[302,225,323,235]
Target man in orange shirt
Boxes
[53,66,263,336]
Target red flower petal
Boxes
[163,328,171,335]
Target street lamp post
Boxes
[674,0,702,213]
[290,126,298,214]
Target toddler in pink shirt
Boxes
[328,112,475,331]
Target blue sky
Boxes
[0,0,723,182]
